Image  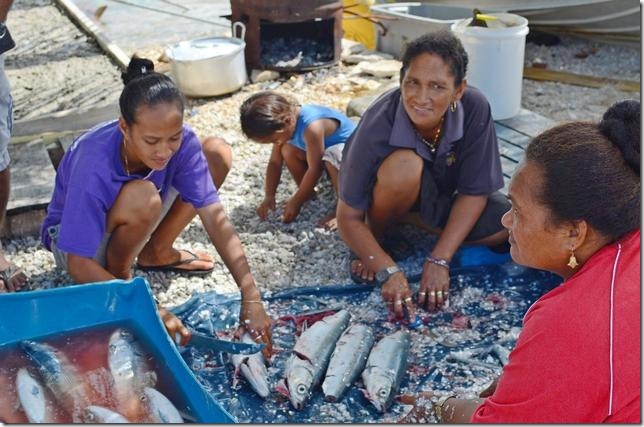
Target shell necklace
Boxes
[419,115,445,154]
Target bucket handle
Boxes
[232,21,246,40]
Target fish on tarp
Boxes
[20,340,90,420]
[230,332,270,398]
[276,309,351,410]
[141,387,184,423]
[322,323,374,403]
[361,329,410,412]
[15,368,57,423]
[83,405,130,423]
[108,328,157,420]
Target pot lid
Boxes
[167,37,244,61]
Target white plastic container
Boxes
[451,14,529,120]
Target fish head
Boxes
[286,363,314,410]
[364,375,394,413]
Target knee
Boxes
[376,149,423,191]
[280,142,303,161]
[118,180,162,223]
[202,136,232,167]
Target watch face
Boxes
[375,270,387,282]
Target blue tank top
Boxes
[288,104,356,151]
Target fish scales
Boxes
[283,309,351,410]
[361,329,411,412]
[322,324,374,402]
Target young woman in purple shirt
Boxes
[337,31,510,320]
[40,57,272,355]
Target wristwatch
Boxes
[375,265,401,285]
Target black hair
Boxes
[239,91,297,140]
[119,56,185,125]
[400,30,468,86]
[526,100,641,242]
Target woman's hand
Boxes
[381,271,416,321]
[282,196,303,223]
[397,391,436,423]
[238,300,273,359]
[418,261,450,311]
[256,196,276,220]
[158,306,192,347]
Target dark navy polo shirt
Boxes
[339,86,504,212]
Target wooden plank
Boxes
[7,139,55,212]
[500,155,519,179]
[55,0,130,70]
[495,123,532,148]
[498,139,526,160]
[496,108,555,139]
[524,66,640,93]
[11,103,119,141]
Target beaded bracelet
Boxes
[425,255,450,270]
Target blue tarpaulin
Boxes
[172,262,560,423]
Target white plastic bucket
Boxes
[451,14,529,120]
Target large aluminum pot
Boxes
[166,22,247,97]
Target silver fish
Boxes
[322,323,374,402]
[20,340,88,417]
[16,368,49,423]
[230,332,270,398]
[281,309,351,410]
[361,329,410,412]
[141,387,184,423]
[83,405,130,423]
[108,328,157,400]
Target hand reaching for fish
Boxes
[158,307,192,347]
[396,391,436,423]
[380,272,416,322]
[418,262,450,311]
[237,300,273,359]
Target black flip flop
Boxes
[135,249,214,276]
[348,252,377,286]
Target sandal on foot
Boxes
[348,252,377,286]
[0,262,28,292]
[135,249,214,276]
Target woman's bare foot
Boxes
[317,211,338,231]
[136,248,214,273]
[350,258,376,283]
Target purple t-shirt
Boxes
[40,120,219,258]
[339,86,504,212]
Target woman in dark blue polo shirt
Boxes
[337,31,510,319]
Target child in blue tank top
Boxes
[240,91,356,229]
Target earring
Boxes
[567,249,578,269]
[450,102,457,112]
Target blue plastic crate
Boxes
[0,277,235,423]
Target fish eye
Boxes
[140,394,148,402]
[296,384,307,394]
[378,389,388,398]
